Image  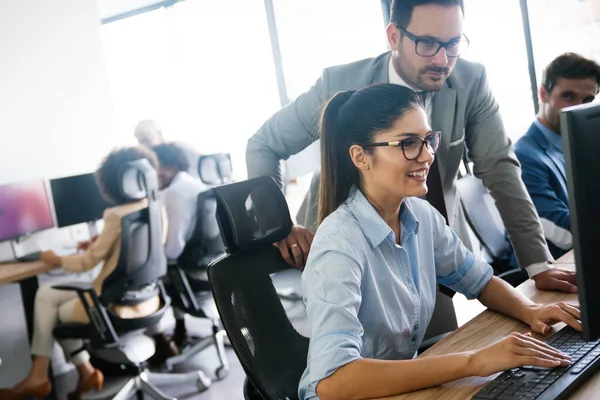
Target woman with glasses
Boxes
[298,84,581,400]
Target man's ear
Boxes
[540,86,549,104]
[386,23,401,51]
[349,144,369,171]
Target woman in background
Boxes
[0,146,161,400]
[299,84,581,400]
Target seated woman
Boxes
[299,84,581,400]
[0,146,162,400]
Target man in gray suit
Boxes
[247,0,577,294]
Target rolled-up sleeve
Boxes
[432,212,493,299]
[302,234,364,389]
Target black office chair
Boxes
[197,153,232,186]
[207,176,308,400]
[52,159,209,400]
[164,189,229,379]
[456,174,528,286]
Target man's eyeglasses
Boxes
[363,131,441,161]
[396,25,469,58]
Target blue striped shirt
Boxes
[298,187,493,399]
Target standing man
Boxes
[246,0,576,293]
[505,53,600,266]
[134,119,201,179]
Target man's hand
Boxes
[274,226,315,270]
[76,235,98,252]
[532,269,577,293]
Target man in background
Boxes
[505,53,600,266]
[134,119,201,179]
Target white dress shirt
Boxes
[163,171,209,260]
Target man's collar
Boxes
[534,118,563,152]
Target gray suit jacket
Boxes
[247,51,552,270]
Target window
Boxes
[461,0,536,142]
[100,1,281,179]
[528,0,600,87]
[272,0,389,101]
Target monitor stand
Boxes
[12,236,41,262]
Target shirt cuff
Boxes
[524,261,551,278]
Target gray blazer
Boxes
[247,51,553,269]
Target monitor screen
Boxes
[0,179,55,242]
[560,102,600,341]
[50,173,113,228]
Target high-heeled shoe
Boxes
[0,380,52,400]
[67,369,104,400]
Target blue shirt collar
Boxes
[534,119,563,153]
[346,186,419,248]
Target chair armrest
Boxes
[52,281,119,346]
[53,281,94,291]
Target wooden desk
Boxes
[375,251,599,400]
[0,260,58,285]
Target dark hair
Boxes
[95,146,159,204]
[542,52,600,94]
[318,84,423,224]
[390,0,464,28]
[152,143,190,172]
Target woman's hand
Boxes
[469,332,571,377]
[76,235,98,252]
[526,302,581,334]
[40,250,62,266]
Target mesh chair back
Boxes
[208,176,308,400]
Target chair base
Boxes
[165,325,230,380]
[82,370,211,400]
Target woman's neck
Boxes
[359,184,404,242]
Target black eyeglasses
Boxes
[396,25,469,58]
[363,131,441,160]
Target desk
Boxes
[375,251,599,400]
[0,260,59,399]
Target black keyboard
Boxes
[473,325,600,400]
[17,251,41,262]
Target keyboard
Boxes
[17,251,41,262]
[473,325,600,400]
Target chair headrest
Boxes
[213,176,292,252]
[119,159,159,201]
[198,153,232,185]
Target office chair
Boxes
[197,153,232,186]
[456,174,528,285]
[207,176,311,400]
[164,189,229,380]
[52,159,209,400]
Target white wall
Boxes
[0,0,117,185]
[0,0,117,260]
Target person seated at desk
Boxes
[152,143,211,347]
[504,53,600,270]
[299,84,581,400]
[0,146,162,400]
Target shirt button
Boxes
[412,335,418,342]
[413,324,419,331]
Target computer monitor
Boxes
[0,179,55,242]
[560,102,600,341]
[50,173,113,230]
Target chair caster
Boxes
[196,370,212,391]
[215,366,229,380]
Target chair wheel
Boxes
[197,370,212,391]
[215,366,229,380]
